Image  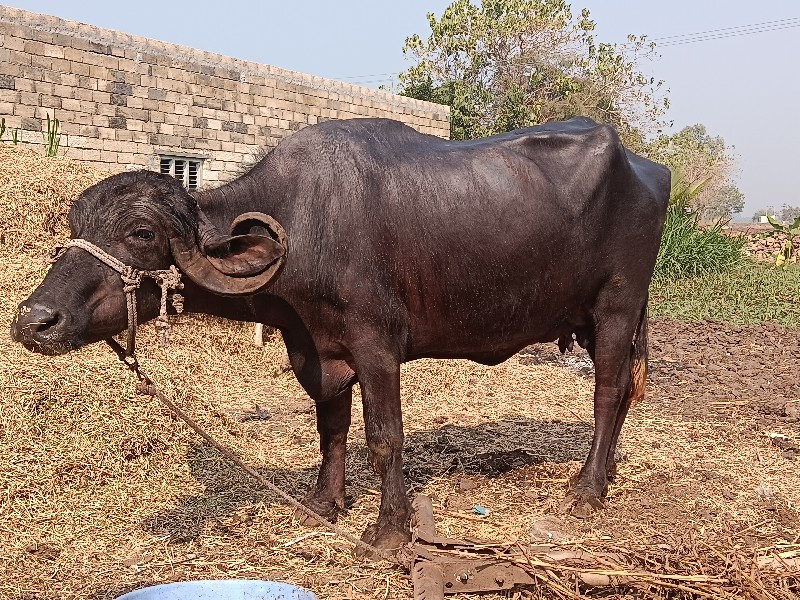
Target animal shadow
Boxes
[142,418,593,542]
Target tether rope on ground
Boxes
[105,337,405,567]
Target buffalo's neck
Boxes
[177,279,295,331]
[193,172,277,230]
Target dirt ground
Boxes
[524,317,800,425]
[1,314,798,600]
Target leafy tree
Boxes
[706,184,745,221]
[779,204,800,222]
[399,0,668,148]
[647,124,744,221]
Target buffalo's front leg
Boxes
[298,388,352,524]
[353,347,411,555]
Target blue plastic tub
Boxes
[115,580,317,600]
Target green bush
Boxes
[653,201,746,281]
[0,118,19,145]
[42,112,61,157]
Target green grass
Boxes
[654,203,746,281]
[647,201,797,327]
[650,262,800,327]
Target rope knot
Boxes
[121,267,143,293]
[171,293,185,315]
[155,315,170,347]
[135,381,158,396]
[150,264,184,348]
[49,246,66,264]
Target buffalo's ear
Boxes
[204,234,285,277]
[171,211,288,296]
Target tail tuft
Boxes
[629,303,648,407]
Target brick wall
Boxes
[0,6,450,185]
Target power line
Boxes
[331,72,397,81]
[649,16,800,43]
[333,16,800,83]
[340,77,397,87]
[656,20,800,47]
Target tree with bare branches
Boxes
[648,124,744,220]
[399,0,669,149]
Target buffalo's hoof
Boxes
[558,489,605,519]
[354,522,411,560]
[295,494,343,527]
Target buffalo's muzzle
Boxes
[10,301,72,354]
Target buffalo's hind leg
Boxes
[560,303,645,518]
[605,306,648,481]
[351,344,411,556]
[297,388,352,525]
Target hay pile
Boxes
[0,147,798,599]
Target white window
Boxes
[160,156,202,191]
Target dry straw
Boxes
[0,146,798,599]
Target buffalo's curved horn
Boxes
[170,211,287,297]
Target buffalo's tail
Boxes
[629,301,648,408]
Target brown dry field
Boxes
[1,147,798,599]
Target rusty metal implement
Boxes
[410,495,538,599]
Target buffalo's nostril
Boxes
[32,310,61,332]
[18,303,63,335]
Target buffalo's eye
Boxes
[133,228,155,241]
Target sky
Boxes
[5,1,799,219]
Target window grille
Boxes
[159,156,203,191]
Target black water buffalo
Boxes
[11,117,670,552]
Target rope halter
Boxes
[50,238,184,358]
